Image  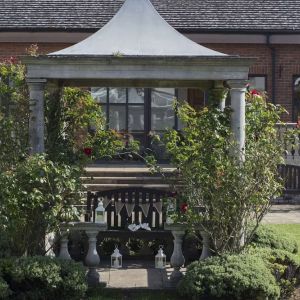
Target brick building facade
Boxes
[1,0,300,121]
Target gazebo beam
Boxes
[27,78,47,154]
[58,79,214,89]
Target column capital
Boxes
[26,78,47,88]
[227,80,248,90]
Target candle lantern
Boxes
[95,198,105,224]
[155,245,166,269]
[111,245,122,269]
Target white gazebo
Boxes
[23,0,254,156]
[23,0,254,284]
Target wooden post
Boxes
[27,79,47,154]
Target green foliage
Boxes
[0,59,127,256]
[0,59,29,170]
[251,225,298,254]
[0,277,10,299]
[0,154,82,256]
[249,247,300,298]
[161,93,286,254]
[46,86,125,163]
[178,253,280,300]
[0,256,87,300]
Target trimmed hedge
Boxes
[178,253,280,300]
[250,247,300,298]
[0,277,10,299]
[251,226,298,254]
[0,256,87,299]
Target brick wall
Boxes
[205,43,300,122]
[1,41,300,121]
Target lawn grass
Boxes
[87,288,183,300]
[263,224,300,259]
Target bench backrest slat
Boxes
[86,188,167,230]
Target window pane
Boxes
[128,88,144,103]
[109,88,126,103]
[151,88,175,130]
[128,106,144,131]
[109,105,126,131]
[91,87,107,103]
[248,76,266,91]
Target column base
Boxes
[86,267,100,286]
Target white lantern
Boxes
[95,198,105,224]
[111,245,122,269]
[155,245,166,269]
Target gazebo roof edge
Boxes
[22,55,256,66]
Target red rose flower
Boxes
[250,89,260,96]
[83,147,92,156]
[180,203,188,213]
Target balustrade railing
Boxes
[276,122,300,164]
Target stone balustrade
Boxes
[58,222,107,286]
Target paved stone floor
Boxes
[96,204,299,289]
[262,204,300,224]
[98,261,186,289]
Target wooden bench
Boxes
[85,188,168,230]
[84,188,174,251]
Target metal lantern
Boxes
[155,245,166,269]
[111,245,122,269]
[95,198,105,224]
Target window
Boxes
[248,75,267,92]
[91,87,186,157]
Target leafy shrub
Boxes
[178,253,280,300]
[0,256,87,300]
[251,226,298,254]
[0,277,10,299]
[250,247,300,298]
[0,155,83,256]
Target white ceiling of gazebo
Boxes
[50,0,226,57]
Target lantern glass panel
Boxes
[155,245,166,269]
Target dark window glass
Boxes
[248,76,266,91]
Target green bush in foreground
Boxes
[251,226,298,254]
[178,253,280,300]
[0,277,10,299]
[0,256,87,299]
[250,247,300,299]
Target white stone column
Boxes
[208,80,228,110]
[58,230,71,260]
[199,230,212,260]
[27,79,47,154]
[85,229,100,286]
[228,80,247,161]
[164,223,186,285]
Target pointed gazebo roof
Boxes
[50,0,226,57]
[23,0,254,87]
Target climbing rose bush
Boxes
[161,91,287,254]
